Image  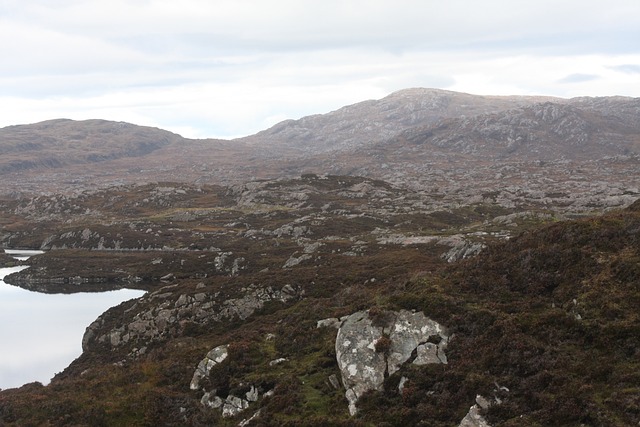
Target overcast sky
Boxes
[1,1,639,139]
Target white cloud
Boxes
[1,0,639,138]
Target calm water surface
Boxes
[0,252,145,390]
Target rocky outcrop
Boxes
[199,385,262,418]
[282,253,312,268]
[442,240,486,263]
[190,344,267,418]
[335,309,449,415]
[83,284,302,352]
[376,232,486,262]
[459,395,493,427]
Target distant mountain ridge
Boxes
[0,119,182,174]
[238,88,561,155]
[0,88,638,199]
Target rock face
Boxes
[335,309,449,415]
[83,284,302,352]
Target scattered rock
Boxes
[282,253,312,268]
[442,241,486,263]
[222,395,249,418]
[398,376,408,393]
[269,358,288,366]
[191,345,266,419]
[239,409,262,427]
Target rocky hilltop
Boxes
[239,88,559,154]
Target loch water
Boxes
[0,251,145,390]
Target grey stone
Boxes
[459,403,491,427]
[398,376,408,393]
[335,309,449,416]
[84,284,301,352]
[222,395,249,418]
[475,394,491,410]
[335,310,387,416]
[190,344,229,390]
[282,253,312,268]
[386,310,448,375]
[201,392,224,409]
[414,343,439,364]
[239,409,262,427]
[246,386,259,402]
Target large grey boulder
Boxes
[335,309,449,415]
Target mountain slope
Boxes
[388,101,640,161]
[0,119,183,173]
[239,88,559,155]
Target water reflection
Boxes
[0,257,145,390]
[3,249,44,261]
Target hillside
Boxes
[1,89,638,215]
[0,178,638,425]
[0,119,182,173]
[0,119,250,195]
[238,88,559,154]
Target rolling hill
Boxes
[0,89,637,196]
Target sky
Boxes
[1,0,639,139]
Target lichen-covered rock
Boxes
[336,311,387,416]
[335,309,449,415]
[316,317,342,329]
[459,404,491,427]
[386,310,448,374]
[190,345,229,390]
[282,253,312,268]
[83,284,302,352]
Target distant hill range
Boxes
[1,88,639,200]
